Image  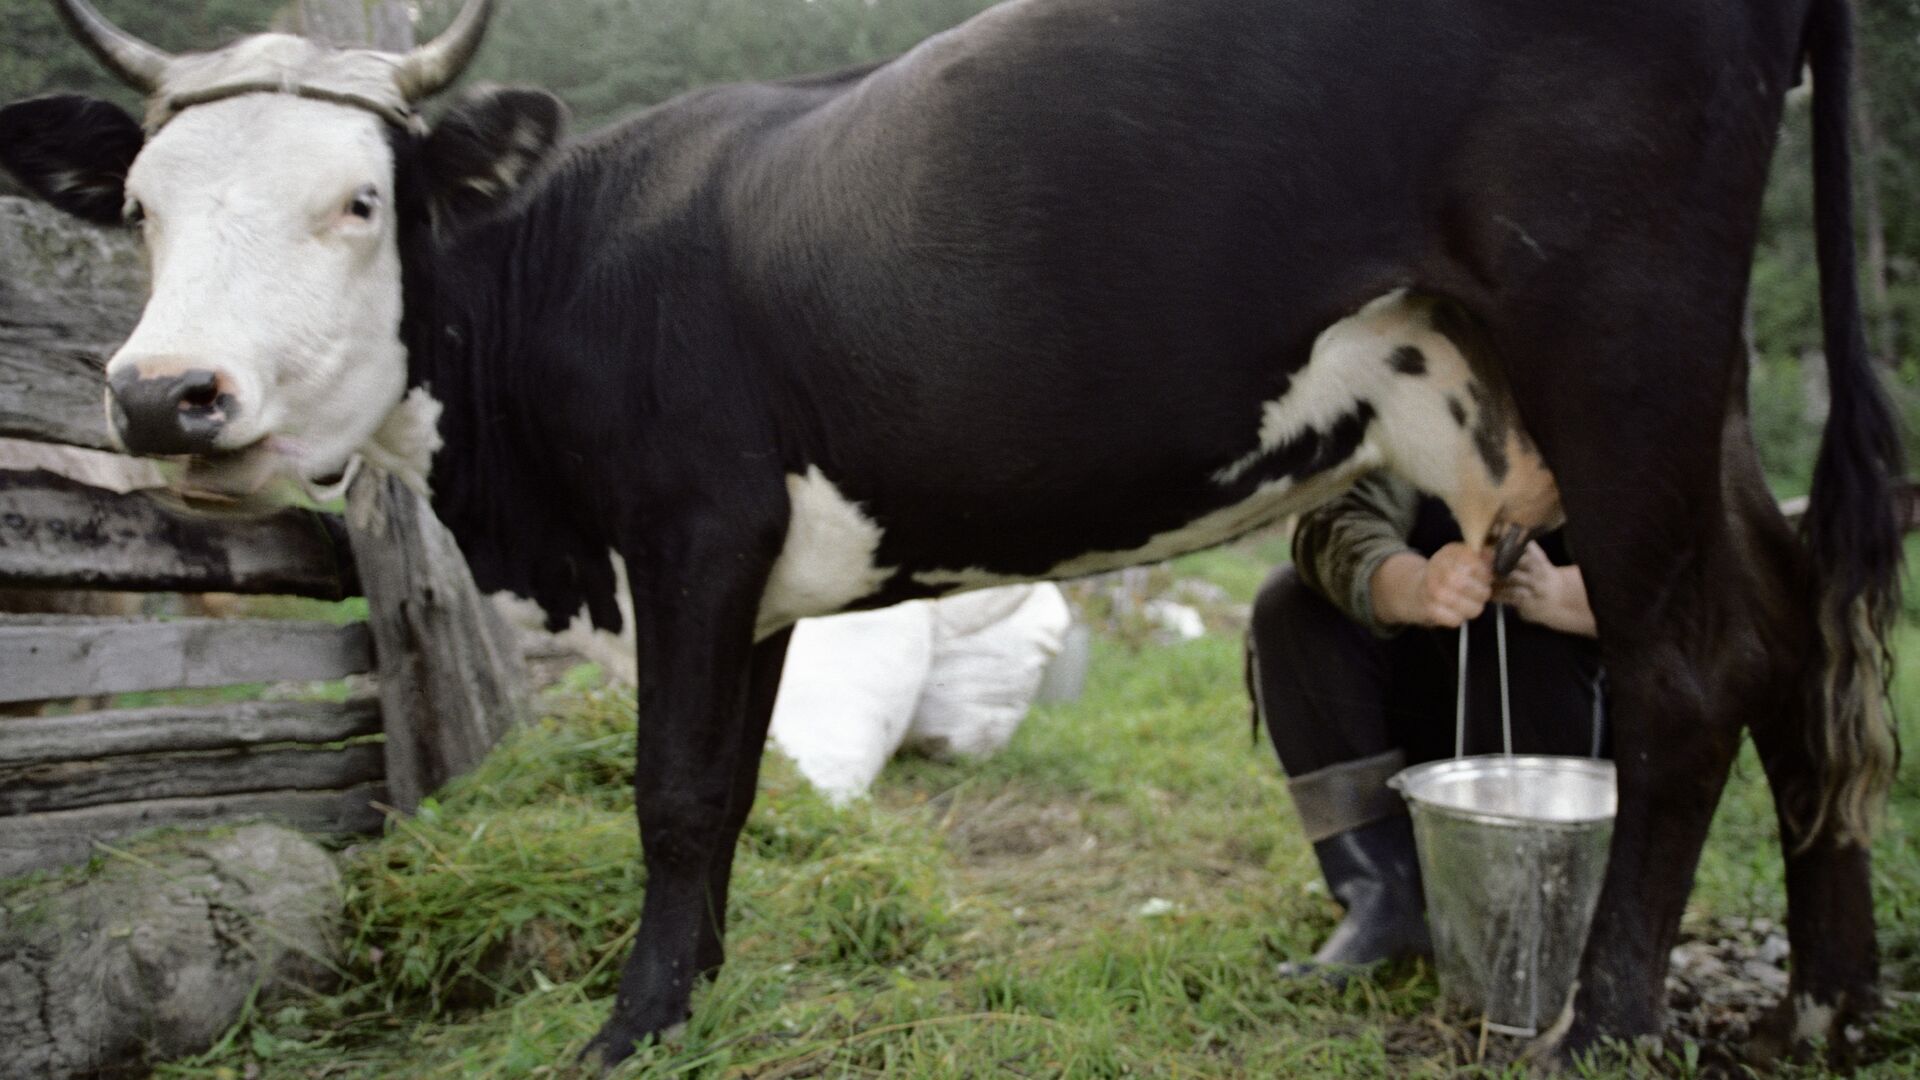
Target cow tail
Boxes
[1800,0,1904,849]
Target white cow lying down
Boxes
[769,583,1073,802]
[503,582,1072,803]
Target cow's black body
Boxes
[6,0,1901,1068]
[381,0,1897,1063]
[417,0,1766,615]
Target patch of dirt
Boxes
[1380,1007,1493,1068]
[939,791,1095,861]
[907,787,1165,954]
[1665,916,1794,1057]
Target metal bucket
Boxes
[1390,754,1616,1035]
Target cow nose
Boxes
[107,366,236,455]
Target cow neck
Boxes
[390,144,625,635]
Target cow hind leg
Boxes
[1556,634,1745,1053]
[1518,359,1884,1067]
[1750,693,1881,1071]
[1550,406,1882,1067]
[1719,435,1880,1067]
[1480,286,1768,1058]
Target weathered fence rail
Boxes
[0,695,386,874]
[0,786,387,876]
[1778,479,1920,531]
[0,615,373,703]
[0,468,359,597]
[0,696,384,765]
[0,740,387,816]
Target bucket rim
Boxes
[1388,754,1617,827]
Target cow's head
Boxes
[0,0,561,501]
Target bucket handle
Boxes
[1453,605,1515,759]
[1454,604,1603,759]
[1454,620,1470,759]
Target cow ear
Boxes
[0,95,144,227]
[423,86,565,222]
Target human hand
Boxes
[1492,541,1598,638]
[1371,543,1493,628]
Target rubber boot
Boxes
[1281,815,1431,978]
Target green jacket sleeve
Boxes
[1290,472,1421,637]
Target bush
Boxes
[1747,352,1823,498]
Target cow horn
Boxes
[394,0,494,101]
[51,0,173,93]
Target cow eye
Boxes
[123,199,144,227]
[345,185,380,220]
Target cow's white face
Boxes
[0,3,551,504]
[1,76,563,503]
[110,95,407,497]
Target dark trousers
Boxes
[1247,566,1606,840]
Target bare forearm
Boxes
[1369,552,1433,626]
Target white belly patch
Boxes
[756,466,894,639]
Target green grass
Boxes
[149,547,1920,1079]
[1168,529,1295,603]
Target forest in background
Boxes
[3,0,1915,495]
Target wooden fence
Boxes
[0,192,527,878]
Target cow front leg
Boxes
[694,626,791,975]
[580,524,783,1071]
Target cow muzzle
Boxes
[107,365,238,456]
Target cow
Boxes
[0,0,1901,1068]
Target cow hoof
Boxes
[1749,993,1870,1071]
[576,1035,628,1077]
[1274,958,1360,988]
[579,1018,685,1075]
[1529,1001,1666,1075]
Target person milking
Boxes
[1247,471,1608,973]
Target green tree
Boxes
[0,0,287,113]
[413,0,996,131]
[1747,2,1920,492]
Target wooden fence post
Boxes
[346,472,527,811]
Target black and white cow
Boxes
[1,0,1902,1067]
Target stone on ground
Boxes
[0,824,342,1078]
